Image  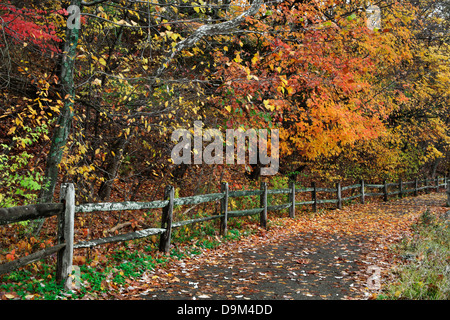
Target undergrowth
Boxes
[0,212,258,300]
[379,210,450,300]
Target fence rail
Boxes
[1,176,449,289]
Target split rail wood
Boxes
[1,177,449,289]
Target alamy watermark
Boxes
[67,5,81,30]
[367,265,381,290]
[171,121,279,176]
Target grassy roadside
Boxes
[379,210,450,300]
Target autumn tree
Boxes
[384,0,450,178]
[1,0,267,235]
[210,0,421,181]
[1,0,448,222]
[0,1,65,207]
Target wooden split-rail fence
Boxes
[1,177,449,289]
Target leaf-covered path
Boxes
[137,193,447,300]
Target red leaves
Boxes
[0,2,62,53]
[5,249,15,262]
[213,1,419,163]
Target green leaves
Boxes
[346,13,357,21]
[0,125,46,207]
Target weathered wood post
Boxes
[360,179,365,204]
[260,182,268,228]
[425,178,430,194]
[414,178,418,197]
[312,182,317,212]
[56,183,75,290]
[399,179,403,199]
[289,181,295,218]
[336,182,342,209]
[383,180,388,202]
[436,176,439,192]
[447,179,450,207]
[220,182,228,236]
[159,186,174,253]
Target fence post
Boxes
[56,183,75,291]
[220,182,228,236]
[436,176,439,192]
[312,182,317,212]
[447,180,450,207]
[383,180,388,202]
[360,179,365,204]
[159,186,174,253]
[399,179,403,199]
[260,182,268,228]
[336,182,342,209]
[425,178,430,194]
[414,178,418,196]
[289,181,295,218]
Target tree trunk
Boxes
[31,0,81,236]
[431,158,440,178]
[98,136,131,201]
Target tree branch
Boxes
[81,0,110,6]
[154,0,264,81]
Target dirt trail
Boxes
[140,193,447,300]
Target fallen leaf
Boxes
[296,259,310,264]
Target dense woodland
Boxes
[0,0,449,211]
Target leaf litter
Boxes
[69,193,449,300]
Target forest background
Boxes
[0,0,449,232]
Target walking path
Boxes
[140,193,447,300]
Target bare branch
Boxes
[154,0,264,81]
[81,0,110,6]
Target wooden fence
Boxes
[1,177,449,289]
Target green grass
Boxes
[1,215,259,300]
[379,210,450,300]
[0,245,171,300]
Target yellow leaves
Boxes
[164,30,181,42]
[192,2,200,14]
[183,51,194,57]
[141,57,150,70]
[98,57,107,67]
[251,52,260,66]
[8,126,17,135]
[263,100,275,112]
[67,164,95,178]
[191,0,207,14]
[234,53,243,64]
[423,145,443,162]
[276,75,294,95]
[279,75,288,86]
[97,6,109,20]
[92,78,102,86]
